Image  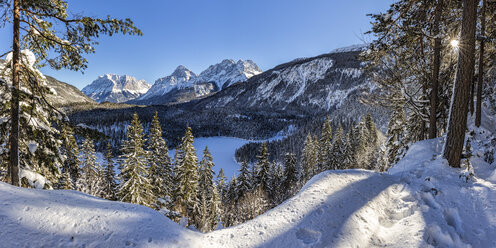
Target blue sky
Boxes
[1,0,392,89]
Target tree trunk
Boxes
[443,0,477,168]
[469,75,475,115]
[475,0,486,127]
[429,0,443,139]
[9,0,21,186]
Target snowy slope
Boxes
[2,114,495,247]
[0,184,202,247]
[82,74,151,103]
[45,75,95,106]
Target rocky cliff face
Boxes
[82,74,151,103]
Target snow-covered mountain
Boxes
[196,59,261,90]
[45,76,95,106]
[82,74,151,103]
[192,46,387,126]
[131,59,261,105]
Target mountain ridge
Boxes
[82,74,151,103]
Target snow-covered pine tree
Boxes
[195,147,218,232]
[330,124,345,170]
[119,113,153,207]
[77,137,102,196]
[102,141,117,201]
[58,123,80,190]
[282,153,298,199]
[342,132,355,169]
[0,51,64,188]
[254,142,271,194]
[215,168,227,225]
[301,133,317,181]
[216,168,227,198]
[386,106,407,167]
[172,124,199,226]
[224,176,239,227]
[365,113,378,145]
[319,116,333,172]
[147,111,173,209]
[1,0,141,187]
[269,162,284,205]
[237,161,252,199]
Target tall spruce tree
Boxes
[282,153,298,198]
[119,113,153,207]
[254,142,271,194]
[319,116,333,171]
[330,124,345,170]
[59,123,79,189]
[386,106,407,166]
[237,160,252,199]
[195,147,218,232]
[172,124,199,225]
[1,0,141,186]
[147,111,173,209]
[102,141,117,201]
[301,133,317,181]
[77,137,101,196]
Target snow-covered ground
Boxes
[1,116,495,247]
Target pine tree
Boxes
[269,162,284,205]
[237,161,252,199]
[224,176,239,227]
[365,113,378,145]
[342,132,355,169]
[386,106,406,166]
[254,142,271,194]
[318,116,333,171]
[330,124,345,170]
[59,123,80,189]
[102,141,117,200]
[302,133,317,181]
[147,112,173,209]
[282,153,298,198]
[172,124,199,225]
[119,113,153,207]
[195,147,218,232]
[444,0,477,167]
[216,168,227,197]
[77,137,101,196]
[2,0,141,186]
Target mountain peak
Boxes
[171,65,196,79]
[82,74,151,103]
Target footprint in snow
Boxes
[296,228,321,245]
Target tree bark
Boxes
[469,75,475,115]
[443,0,477,168]
[429,0,443,139]
[9,0,20,186]
[475,0,486,127]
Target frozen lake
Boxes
[170,136,283,178]
[97,136,282,180]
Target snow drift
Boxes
[1,121,496,247]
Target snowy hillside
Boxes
[131,59,261,105]
[2,112,495,247]
[192,48,389,128]
[82,74,151,103]
[45,76,95,106]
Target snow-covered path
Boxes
[205,170,423,247]
[1,134,496,247]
